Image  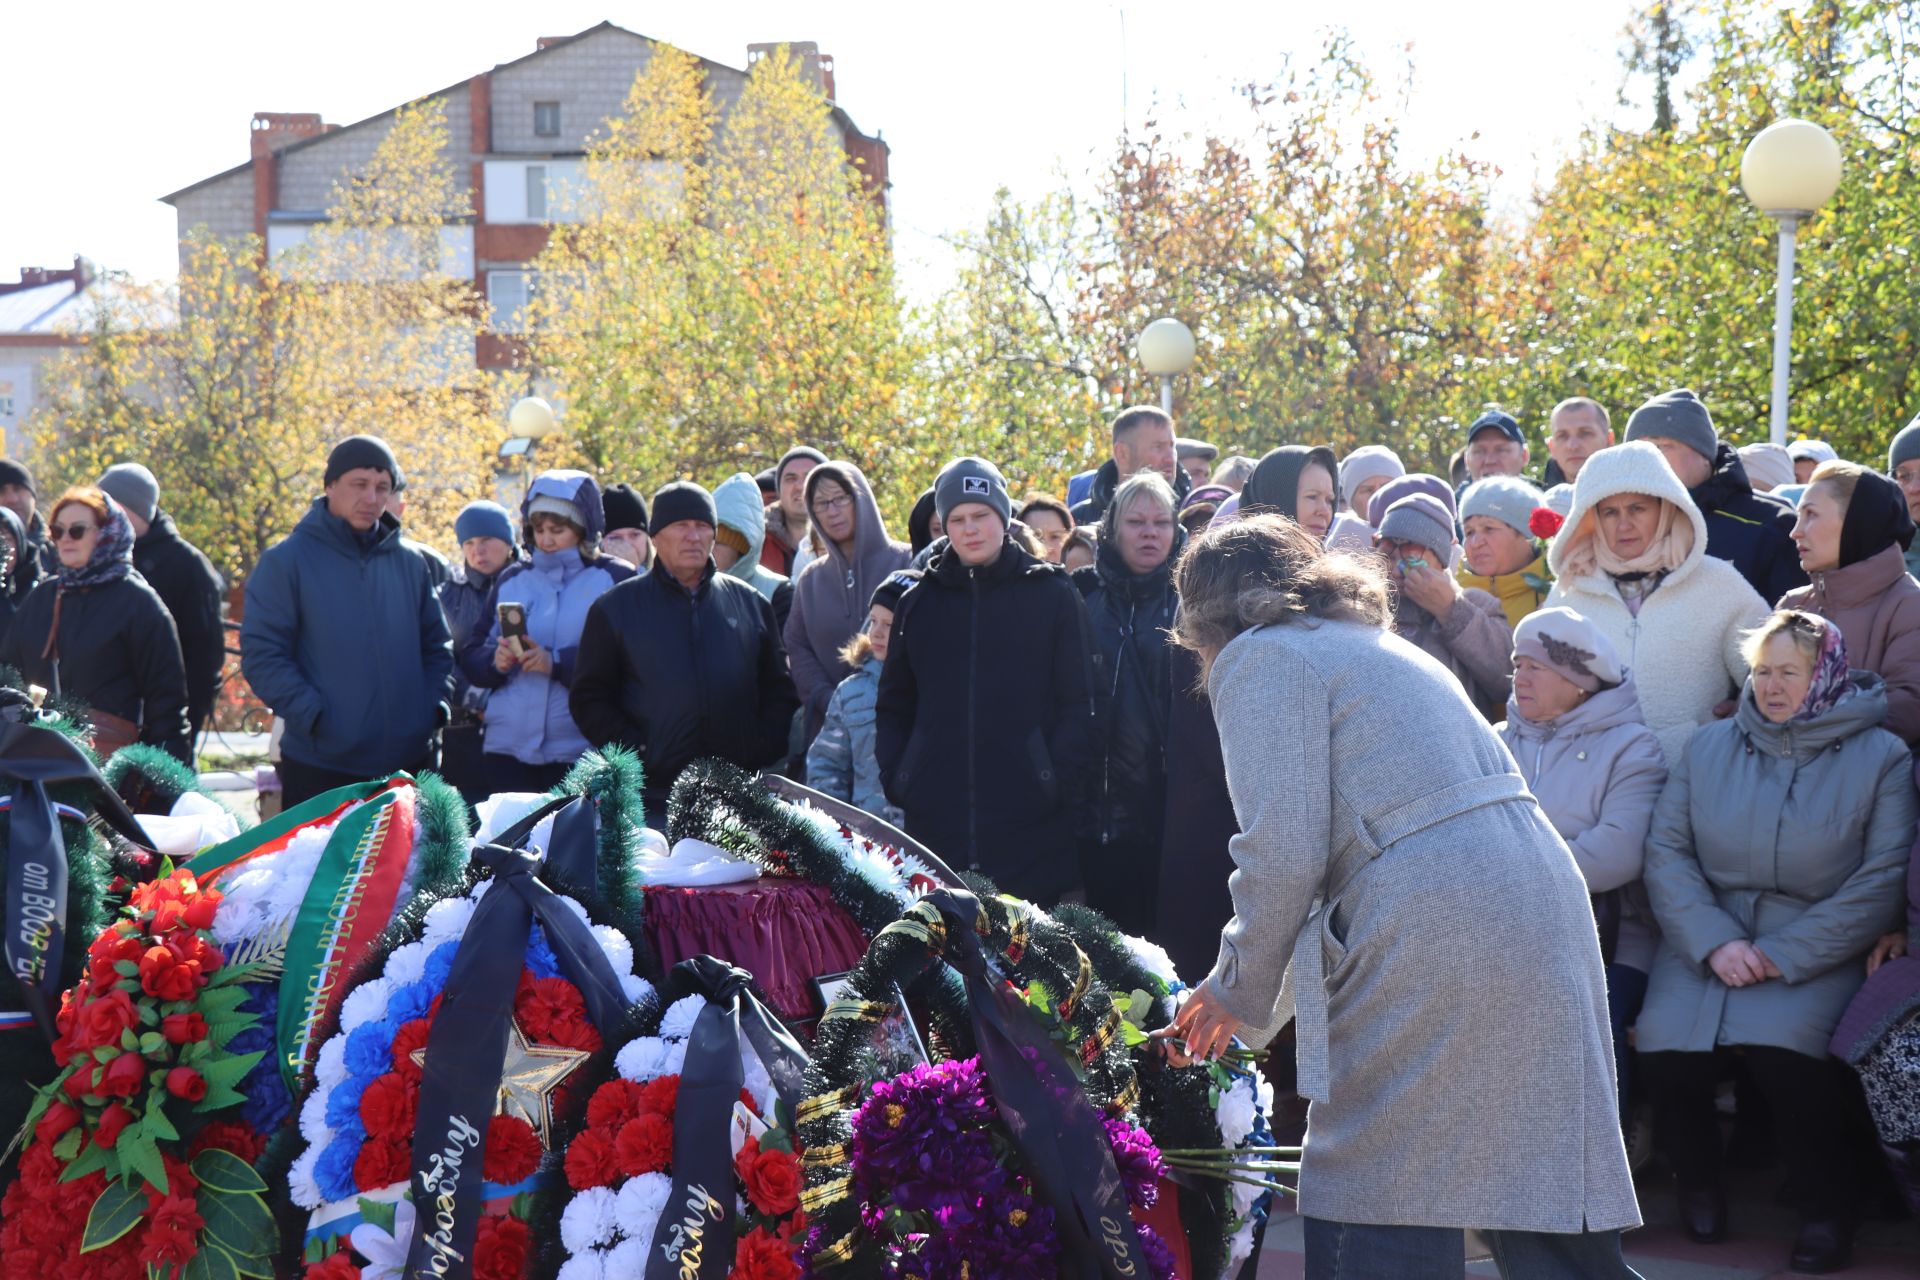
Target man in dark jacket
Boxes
[98,464,226,738]
[570,481,799,825]
[1070,406,1191,526]
[877,457,1095,901]
[0,458,58,581]
[439,500,521,801]
[1072,470,1183,936]
[1624,388,1806,602]
[241,436,453,807]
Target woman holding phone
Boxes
[460,470,632,792]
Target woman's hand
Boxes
[493,639,521,673]
[1400,561,1460,619]
[1707,939,1771,988]
[1154,981,1245,1064]
[1867,931,1908,976]
[519,642,553,677]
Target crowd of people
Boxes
[6,387,1920,1273]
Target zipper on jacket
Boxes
[1102,601,1136,846]
[967,565,980,870]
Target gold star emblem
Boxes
[413,1017,590,1148]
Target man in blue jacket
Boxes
[242,436,453,806]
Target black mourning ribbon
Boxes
[402,829,630,1280]
[644,957,811,1280]
[928,888,1151,1280]
[0,721,155,1040]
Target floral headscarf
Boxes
[55,492,135,590]
[1793,613,1853,721]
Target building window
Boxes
[487,269,538,332]
[534,101,561,137]
[525,165,548,222]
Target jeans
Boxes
[1605,962,1649,1119]
[1303,1218,1642,1280]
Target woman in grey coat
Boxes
[1497,607,1668,1125]
[1640,609,1914,1272]
[1163,515,1640,1280]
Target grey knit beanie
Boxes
[1459,474,1545,538]
[98,463,160,523]
[934,456,1011,526]
[1890,416,1920,474]
[1624,388,1717,463]
[1338,445,1405,506]
[1376,493,1456,558]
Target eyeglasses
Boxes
[51,522,97,542]
[812,495,853,515]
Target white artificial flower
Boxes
[846,844,907,903]
[620,973,655,1004]
[602,1237,647,1277]
[421,895,476,944]
[1121,934,1180,988]
[1254,1071,1276,1119]
[339,978,395,1033]
[1228,1221,1259,1275]
[383,941,429,987]
[591,925,634,977]
[350,1197,416,1280]
[615,1036,670,1083]
[556,1253,606,1280]
[613,1171,673,1228]
[560,1187,620,1253]
[1216,1075,1258,1147]
[558,894,590,925]
[315,1036,349,1089]
[664,1037,688,1076]
[1230,1178,1264,1218]
[297,1091,333,1147]
[660,995,705,1041]
[741,1044,776,1117]
[288,1143,324,1209]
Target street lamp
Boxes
[1741,119,1842,446]
[501,396,557,502]
[1137,317,1196,416]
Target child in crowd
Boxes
[806,570,921,825]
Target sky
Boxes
[0,1,1650,300]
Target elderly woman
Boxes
[1544,440,1769,762]
[1640,610,1913,1271]
[1163,515,1638,1279]
[1779,459,1920,745]
[1328,445,1404,550]
[1240,445,1340,541]
[1457,475,1554,628]
[0,486,190,761]
[1373,493,1513,718]
[1497,607,1667,1123]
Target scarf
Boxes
[1590,496,1691,577]
[1837,469,1917,569]
[40,494,136,667]
[1794,614,1854,721]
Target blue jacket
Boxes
[805,655,901,825]
[241,499,453,775]
[463,548,631,765]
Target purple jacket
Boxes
[1832,755,1920,1063]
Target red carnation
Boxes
[586,1078,646,1133]
[98,1050,149,1098]
[1528,506,1565,539]
[514,975,586,1041]
[139,1194,204,1269]
[73,987,138,1052]
[165,1067,207,1102]
[137,945,200,1002]
[353,1137,411,1192]
[188,1121,266,1164]
[33,1100,81,1146]
[473,1213,531,1280]
[564,1128,619,1190]
[391,1018,432,1082]
[614,1112,674,1177]
[93,1101,134,1149]
[162,1012,209,1044]
[359,1072,418,1140]
[540,1016,602,1054]
[638,1074,680,1120]
[304,1252,364,1279]
[739,1144,803,1217]
[740,1086,760,1117]
[731,1226,803,1280]
[482,1114,542,1185]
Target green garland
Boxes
[101,743,211,817]
[551,746,646,911]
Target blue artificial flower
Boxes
[315,1134,363,1204]
[326,1074,371,1130]
[388,980,435,1023]
[344,1019,398,1079]
[422,941,459,990]
[525,925,561,980]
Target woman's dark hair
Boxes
[1017,493,1073,530]
[1061,528,1097,566]
[1173,514,1391,676]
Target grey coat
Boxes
[1640,673,1915,1059]
[1207,620,1639,1232]
[1498,679,1669,972]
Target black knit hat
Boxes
[649,481,716,536]
[324,435,404,491]
[602,482,649,533]
[0,460,34,494]
[870,568,923,615]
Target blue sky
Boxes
[1,1,1648,298]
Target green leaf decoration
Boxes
[80,1177,148,1252]
[221,917,292,984]
[139,1031,167,1055]
[138,1001,161,1026]
[197,1050,265,1092]
[303,1238,328,1265]
[356,1195,397,1235]
[61,1140,111,1182]
[52,1128,83,1162]
[183,1239,240,1280]
[192,1148,268,1194]
[198,1187,274,1261]
[229,1244,274,1280]
[121,1126,170,1195]
[113,960,139,978]
[145,1104,180,1142]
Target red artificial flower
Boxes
[33,1100,81,1146]
[137,944,201,1002]
[98,1050,149,1099]
[63,1066,95,1101]
[777,1207,810,1243]
[358,1072,418,1140]
[180,893,220,931]
[1528,506,1565,539]
[165,930,223,977]
[139,1195,204,1269]
[730,1226,803,1280]
[304,1251,364,1279]
[165,1067,207,1102]
[513,975,587,1042]
[614,1113,674,1178]
[188,1121,267,1164]
[72,987,138,1052]
[391,1018,432,1082]
[738,1144,803,1217]
[87,932,144,988]
[353,1138,411,1192]
[472,1213,531,1280]
[740,1087,760,1117]
[638,1074,680,1121]
[482,1114,542,1185]
[540,1015,603,1054]
[162,1012,209,1044]
[158,1154,200,1198]
[93,1101,134,1149]
[585,1078,647,1133]
[564,1128,620,1190]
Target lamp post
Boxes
[502,396,557,503]
[1740,119,1842,446]
[1137,317,1196,417]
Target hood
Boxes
[907,487,938,554]
[804,461,901,578]
[0,504,27,584]
[1548,440,1709,587]
[1504,676,1650,740]
[1093,501,1187,600]
[714,472,770,582]
[1838,468,1916,568]
[520,469,605,543]
[1691,442,1756,511]
[1737,669,1890,759]
[1243,445,1340,522]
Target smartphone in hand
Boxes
[497,602,529,657]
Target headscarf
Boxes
[1590,496,1693,578]
[54,493,135,590]
[1792,614,1853,721]
[1241,445,1340,523]
[907,487,938,555]
[1835,468,1916,569]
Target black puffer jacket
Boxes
[131,512,225,734]
[875,536,1095,900]
[1690,443,1806,604]
[1070,458,1192,527]
[0,574,191,761]
[1071,528,1183,934]
[438,557,517,721]
[570,559,798,817]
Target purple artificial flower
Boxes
[849,1056,998,1205]
[911,1185,1060,1280]
[1104,1116,1168,1209]
[1137,1221,1179,1280]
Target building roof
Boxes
[0,278,169,336]
[160,21,883,205]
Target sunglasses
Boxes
[51,522,98,542]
